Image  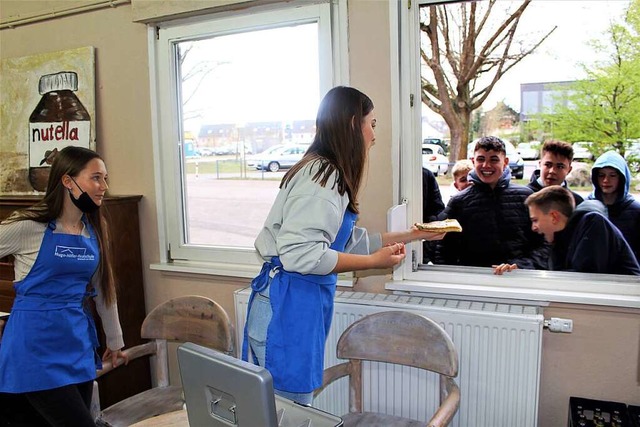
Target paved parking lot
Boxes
[185,174,281,247]
[183,160,637,247]
[182,160,546,246]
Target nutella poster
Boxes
[0,46,96,194]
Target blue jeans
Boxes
[247,291,314,405]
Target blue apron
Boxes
[242,209,357,393]
[0,220,101,393]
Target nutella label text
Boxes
[29,121,90,167]
[30,121,89,143]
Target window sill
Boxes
[150,261,261,279]
[387,268,640,308]
[149,261,355,287]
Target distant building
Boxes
[287,120,316,144]
[520,81,576,121]
[198,121,314,154]
[198,123,235,146]
[481,101,519,137]
[198,122,282,154]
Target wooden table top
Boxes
[129,410,188,427]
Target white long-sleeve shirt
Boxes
[0,219,124,350]
[254,161,382,275]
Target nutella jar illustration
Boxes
[28,71,91,191]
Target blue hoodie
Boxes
[588,150,640,262]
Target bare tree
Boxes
[420,0,555,162]
[178,44,229,121]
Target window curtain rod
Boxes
[0,0,131,30]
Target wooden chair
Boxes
[314,311,459,427]
[94,295,235,427]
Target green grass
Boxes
[185,160,246,174]
[184,159,282,180]
[186,161,638,190]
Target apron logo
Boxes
[54,245,95,261]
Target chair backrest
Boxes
[141,295,235,355]
[337,311,457,377]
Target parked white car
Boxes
[572,142,594,160]
[422,143,450,176]
[624,140,640,160]
[516,141,541,160]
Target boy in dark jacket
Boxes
[527,140,584,206]
[526,186,639,275]
[422,167,445,264]
[436,136,547,272]
[422,167,445,221]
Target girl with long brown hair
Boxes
[242,86,445,404]
[0,146,127,426]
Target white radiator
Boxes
[235,288,543,427]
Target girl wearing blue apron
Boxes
[0,221,101,393]
[0,146,127,426]
[242,87,445,404]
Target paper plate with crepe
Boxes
[414,219,462,232]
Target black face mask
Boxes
[69,177,100,214]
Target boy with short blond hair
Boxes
[525,186,639,275]
[450,159,473,192]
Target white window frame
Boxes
[149,1,348,277]
[391,0,640,308]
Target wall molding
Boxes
[0,0,131,30]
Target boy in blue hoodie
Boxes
[588,151,640,263]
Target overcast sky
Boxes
[480,0,631,111]
[180,23,319,133]
[180,0,631,133]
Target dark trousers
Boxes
[0,381,95,427]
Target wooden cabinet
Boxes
[0,195,151,408]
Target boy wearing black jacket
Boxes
[525,186,639,276]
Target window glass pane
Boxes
[415,0,637,277]
[176,23,320,248]
[521,90,539,117]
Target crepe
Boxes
[414,219,462,233]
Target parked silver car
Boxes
[248,144,308,172]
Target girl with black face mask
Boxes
[68,176,101,214]
[0,146,128,426]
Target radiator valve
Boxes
[544,317,573,333]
